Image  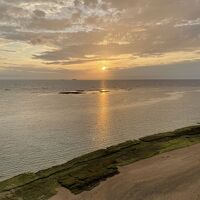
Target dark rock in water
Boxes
[4,89,10,91]
[59,91,84,95]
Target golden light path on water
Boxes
[96,80,110,145]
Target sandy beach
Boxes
[50,143,200,200]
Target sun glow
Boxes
[101,66,107,71]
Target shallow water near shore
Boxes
[1,80,200,181]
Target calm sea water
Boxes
[1,80,200,181]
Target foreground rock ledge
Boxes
[1,125,200,200]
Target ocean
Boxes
[1,80,200,181]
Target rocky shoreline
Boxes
[1,125,200,200]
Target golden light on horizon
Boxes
[101,66,107,71]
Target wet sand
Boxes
[49,143,200,200]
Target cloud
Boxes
[0,49,16,53]
[2,59,200,80]
[0,65,90,79]
[110,60,200,79]
[33,10,46,18]
[1,0,200,79]
[175,18,200,27]
[45,56,126,65]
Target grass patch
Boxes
[1,125,200,199]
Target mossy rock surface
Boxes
[1,125,200,200]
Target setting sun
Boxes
[101,66,107,71]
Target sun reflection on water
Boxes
[95,80,111,145]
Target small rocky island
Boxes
[59,90,85,95]
[1,125,200,200]
[59,89,110,95]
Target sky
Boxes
[1,0,200,79]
